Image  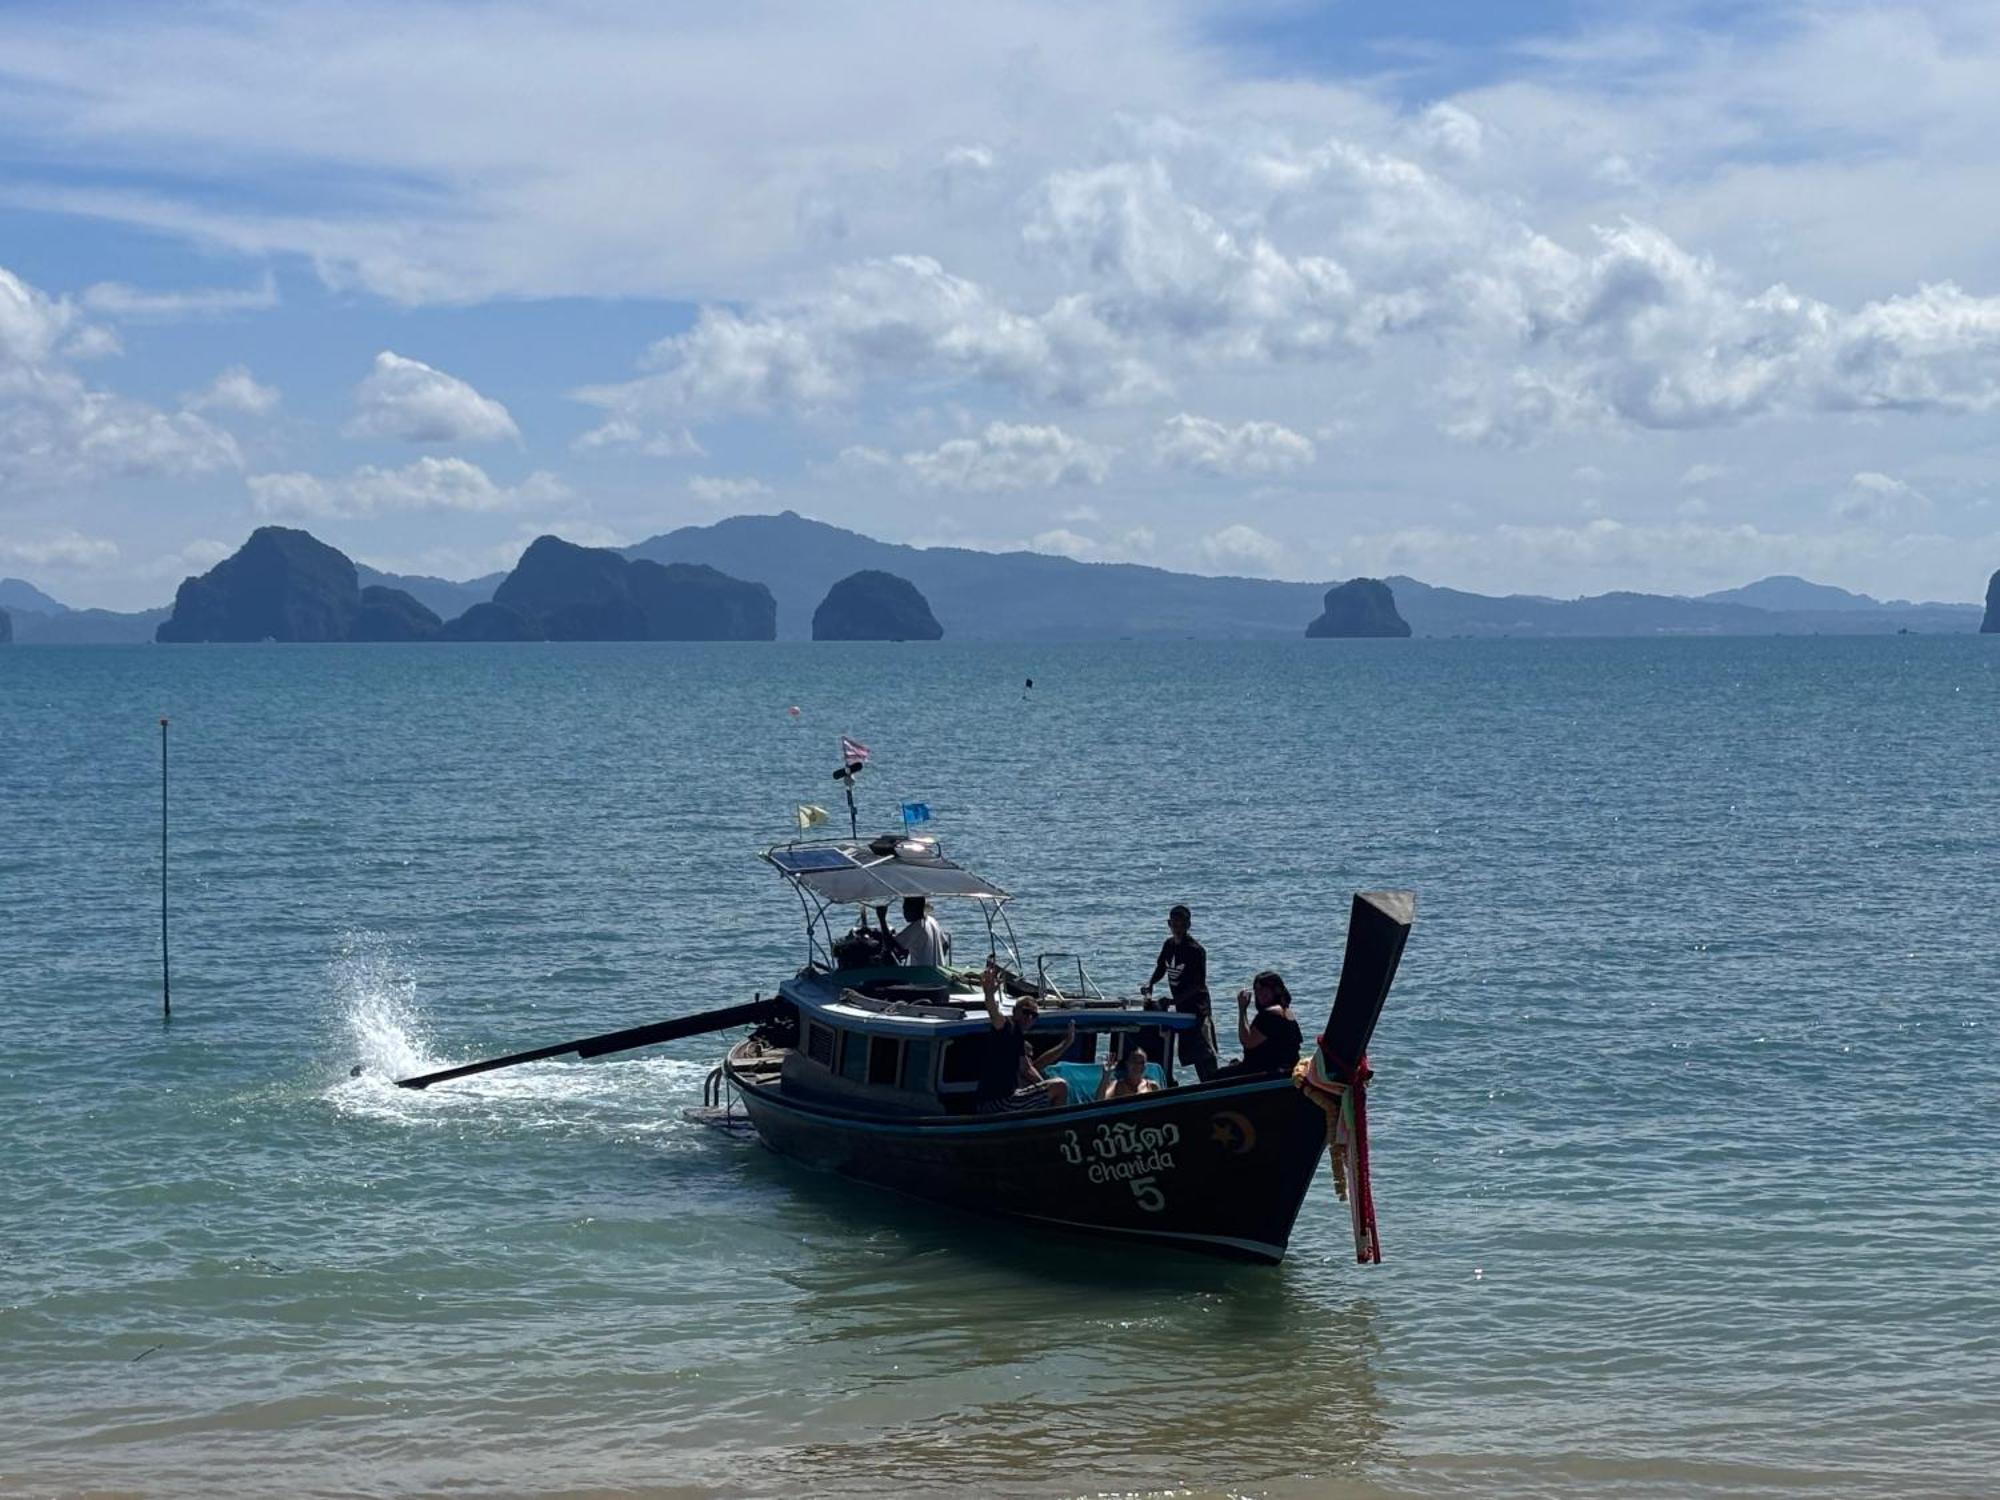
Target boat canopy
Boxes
[764,836,1010,906]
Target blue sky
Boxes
[4,0,2000,607]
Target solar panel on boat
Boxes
[770,847,858,873]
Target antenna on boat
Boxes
[832,735,870,839]
[159,714,170,1024]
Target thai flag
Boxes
[839,735,870,766]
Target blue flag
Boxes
[900,801,932,827]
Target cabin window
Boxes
[867,1035,902,1087]
[840,1030,869,1083]
[806,1022,836,1068]
[940,1038,983,1086]
[903,1040,935,1090]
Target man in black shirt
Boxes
[1140,904,1219,1081]
[975,960,1075,1112]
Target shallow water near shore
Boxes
[2,638,1997,1498]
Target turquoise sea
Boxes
[2,639,1996,1499]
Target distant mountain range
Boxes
[1,575,171,643]
[2,516,1989,642]
[1,577,70,615]
[625,512,1984,639]
[353,564,505,622]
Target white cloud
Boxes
[1,264,81,366]
[0,529,119,569]
[0,2,1219,304]
[837,421,1113,492]
[1411,102,1484,164]
[1197,522,1285,575]
[687,475,773,505]
[62,323,121,361]
[138,538,234,579]
[1030,527,1095,560]
[1835,471,1931,525]
[576,255,1163,443]
[1154,414,1316,477]
[563,115,2000,460]
[248,457,569,518]
[900,421,1112,491]
[573,418,702,457]
[1680,463,1729,487]
[1027,523,1156,563]
[79,273,277,321]
[186,365,280,416]
[1,267,242,492]
[1449,226,2000,445]
[345,351,519,445]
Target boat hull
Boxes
[727,1066,1331,1263]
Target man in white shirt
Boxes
[895,896,949,969]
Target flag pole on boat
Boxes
[833,735,870,839]
[159,714,170,1023]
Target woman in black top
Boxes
[1214,971,1303,1078]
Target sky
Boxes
[5,0,2000,609]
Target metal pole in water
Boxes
[160,715,170,1023]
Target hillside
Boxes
[2,514,1986,643]
[1,578,70,615]
[355,564,505,621]
[627,512,1322,640]
[629,511,1983,640]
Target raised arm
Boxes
[980,959,1007,1029]
[1033,1021,1077,1070]
[1236,989,1260,1050]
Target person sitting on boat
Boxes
[1138,904,1219,1082]
[975,959,1074,1112]
[1214,971,1304,1078]
[1095,1046,1160,1101]
[894,896,949,969]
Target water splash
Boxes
[322,932,719,1136]
[331,930,439,1081]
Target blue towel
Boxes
[1048,1061,1167,1098]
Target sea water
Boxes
[1,638,1995,1498]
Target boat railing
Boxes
[1034,952,1104,1001]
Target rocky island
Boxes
[439,601,542,642]
[152,527,775,643]
[0,606,11,644]
[811,570,943,641]
[1984,570,1999,633]
[1305,578,1411,638]
[350,585,443,642]
[493,536,776,640]
[157,526,366,642]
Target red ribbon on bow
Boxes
[1294,1048,1381,1264]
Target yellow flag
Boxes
[795,803,829,830]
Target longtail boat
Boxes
[400,830,1413,1266]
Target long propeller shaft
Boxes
[394,997,781,1090]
